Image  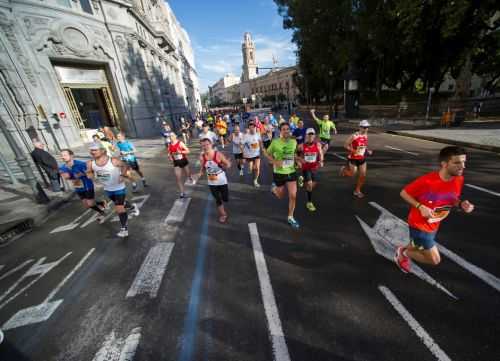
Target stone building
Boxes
[0,0,201,163]
[208,73,240,105]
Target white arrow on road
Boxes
[356,205,458,300]
[92,327,142,361]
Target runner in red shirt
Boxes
[296,128,323,212]
[340,120,373,198]
[168,133,194,198]
[395,146,475,273]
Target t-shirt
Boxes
[404,171,464,233]
[267,138,297,174]
[243,132,261,158]
[348,133,368,160]
[116,141,136,162]
[315,117,336,139]
[199,131,218,144]
[59,160,94,192]
[292,128,307,144]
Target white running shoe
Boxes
[0,328,4,344]
[253,179,260,188]
[117,228,129,238]
[239,169,244,176]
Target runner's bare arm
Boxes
[198,155,205,178]
[344,135,354,152]
[180,142,190,154]
[86,160,94,179]
[219,153,232,169]
[112,157,131,179]
[400,189,432,218]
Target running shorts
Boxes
[106,188,127,206]
[348,158,366,167]
[320,137,330,145]
[302,169,319,182]
[76,189,95,200]
[245,155,260,161]
[409,227,437,250]
[209,184,229,206]
[126,160,140,171]
[273,172,297,187]
[173,159,189,168]
[234,153,243,160]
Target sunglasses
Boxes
[360,126,369,129]
[307,133,315,136]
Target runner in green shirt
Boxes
[310,109,337,153]
[265,122,300,229]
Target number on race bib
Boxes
[355,146,366,156]
[304,154,317,163]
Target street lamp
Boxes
[328,70,334,117]
[343,63,359,118]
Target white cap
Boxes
[359,120,371,127]
[89,142,105,150]
[306,128,316,134]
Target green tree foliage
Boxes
[274,0,500,100]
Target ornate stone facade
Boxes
[0,0,201,157]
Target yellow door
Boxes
[101,87,120,129]
[63,87,85,130]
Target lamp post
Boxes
[328,69,334,117]
[344,64,359,118]
[425,87,435,121]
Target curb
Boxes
[387,131,500,153]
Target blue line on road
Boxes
[177,199,212,361]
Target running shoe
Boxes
[287,216,300,229]
[0,328,4,344]
[96,214,106,224]
[131,203,140,217]
[339,166,346,176]
[353,190,365,199]
[298,175,304,188]
[239,169,244,176]
[132,182,138,193]
[306,202,316,212]
[142,179,148,188]
[117,227,129,238]
[254,179,260,188]
[180,192,186,199]
[394,246,411,273]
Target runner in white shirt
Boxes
[198,123,218,145]
[243,121,264,187]
[229,125,245,176]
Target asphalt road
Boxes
[0,123,499,361]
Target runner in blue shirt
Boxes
[116,132,148,192]
[59,149,107,223]
[292,120,306,144]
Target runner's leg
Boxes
[354,162,367,195]
[286,180,297,218]
[174,167,185,195]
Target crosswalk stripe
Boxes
[92,327,142,361]
[465,183,500,197]
[379,285,452,361]
[164,198,191,225]
[385,145,419,156]
[248,223,291,361]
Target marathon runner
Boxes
[116,132,147,192]
[292,119,306,145]
[296,128,323,211]
[59,149,107,223]
[262,117,274,150]
[310,108,337,153]
[229,125,245,176]
[198,137,231,223]
[395,146,474,273]
[180,117,190,144]
[87,142,139,238]
[340,120,372,198]
[265,122,300,229]
[215,115,228,148]
[161,123,173,148]
[199,123,218,145]
[168,133,195,198]
[243,121,264,187]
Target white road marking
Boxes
[465,183,500,197]
[0,253,72,310]
[126,242,174,298]
[2,249,95,330]
[164,198,191,225]
[356,215,457,299]
[92,327,142,361]
[248,223,291,361]
[0,259,34,281]
[379,285,452,361]
[385,145,419,156]
[50,209,92,233]
[369,202,500,293]
[332,152,347,160]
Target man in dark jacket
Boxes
[31,140,61,192]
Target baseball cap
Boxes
[89,142,105,150]
[200,137,212,143]
[359,120,371,127]
[306,128,316,135]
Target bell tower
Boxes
[242,32,257,81]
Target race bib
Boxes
[282,159,295,168]
[304,153,317,163]
[96,171,111,182]
[355,146,366,156]
[174,153,183,160]
[428,206,452,224]
[72,179,83,188]
[208,174,219,182]
[251,143,259,149]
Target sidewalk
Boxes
[0,137,165,246]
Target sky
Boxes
[168,0,297,94]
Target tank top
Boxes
[349,133,368,160]
[232,133,244,154]
[302,142,321,170]
[202,151,228,186]
[243,133,261,158]
[91,157,125,192]
[169,141,186,161]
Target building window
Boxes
[56,0,71,8]
[80,0,93,14]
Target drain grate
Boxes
[0,219,34,246]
